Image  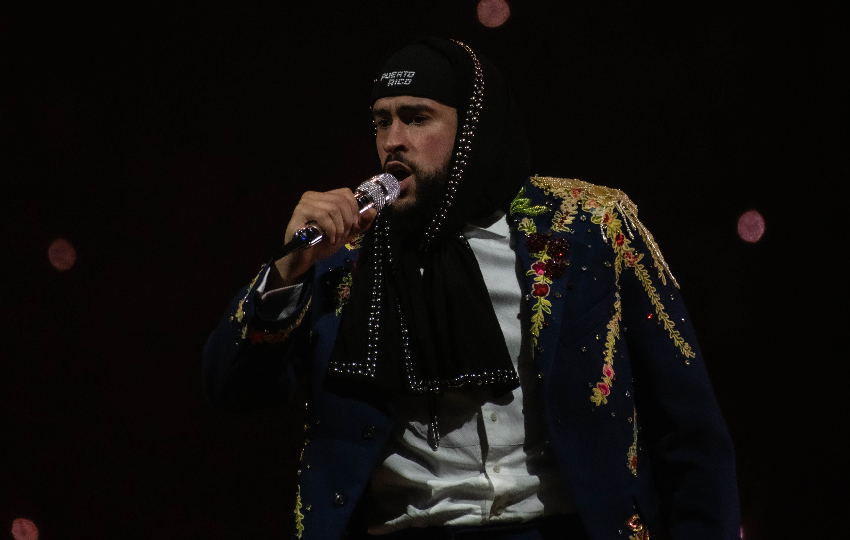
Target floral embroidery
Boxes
[245,298,312,345]
[591,295,621,405]
[345,233,364,250]
[626,514,650,540]
[517,217,536,235]
[550,192,578,233]
[627,406,638,476]
[531,176,694,364]
[510,186,549,217]
[334,272,354,316]
[524,235,570,348]
[294,485,305,539]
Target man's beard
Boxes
[385,164,449,238]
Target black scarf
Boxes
[328,38,531,447]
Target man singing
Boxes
[204,37,740,540]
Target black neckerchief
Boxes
[328,38,531,448]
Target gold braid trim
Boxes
[293,485,305,539]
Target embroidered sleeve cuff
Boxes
[255,266,313,322]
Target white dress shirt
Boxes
[256,213,575,533]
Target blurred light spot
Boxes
[737,210,765,243]
[48,238,76,270]
[477,0,510,28]
[11,518,39,540]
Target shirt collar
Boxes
[461,210,509,240]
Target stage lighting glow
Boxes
[48,238,76,271]
[477,0,510,28]
[11,518,39,540]
[737,210,765,243]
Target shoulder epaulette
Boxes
[530,175,679,289]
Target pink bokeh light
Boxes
[11,518,39,540]
[477,0,510,28]
[737,210,765,243]
[48,238,76,270]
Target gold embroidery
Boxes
[531,176,679,288]
[230,266,265,325]
[626,513,650,540]
[294,484,305,539]
[334,272,353,316]
[345,234,363,250]
[627,406,638,476]
[527,176,696,395]
[245,298,312,345]
[591,295,621,405]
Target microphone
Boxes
[276,173,400,258]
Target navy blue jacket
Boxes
[203,177,740,540]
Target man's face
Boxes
[371,96,458,215]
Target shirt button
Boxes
[493,464,501,473]
[333,493,347,507]
[362,425,375,439]
[490,412,498,422]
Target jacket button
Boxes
[362,425,375,439]
[333,493,347,507]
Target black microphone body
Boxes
[274,173,400,259]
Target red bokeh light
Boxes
[48,238,76,270]
[477,0,510,28]
[737,210,765,243]
[11,518,39,540]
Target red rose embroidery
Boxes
[596,382,610,396]
[616,233,625,246]
[602,212,612,224]
[571,188,582,198]
[603,364,615,379]
[547,238,570,261]
[526,232,548,253]
[624,252,638,267]
[544,259,566,279]
[532,283,550,297]
[631,455,638,470]
[531,261,546,275]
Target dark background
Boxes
[1,1,844,538]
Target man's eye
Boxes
[374,119,391,129]
[411,115,428,125]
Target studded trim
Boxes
[420,40,484,252]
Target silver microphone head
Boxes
[357,173,401,212]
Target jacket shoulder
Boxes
[516,175,678,289]
[528,176,637,214]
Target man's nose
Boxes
[381,121,408,155]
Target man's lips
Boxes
[385,161,412,182]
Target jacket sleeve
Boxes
[618,225,740,540]
[202,263,313,413]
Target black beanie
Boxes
[371,43,458,107]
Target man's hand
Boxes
[268,188,378,289]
